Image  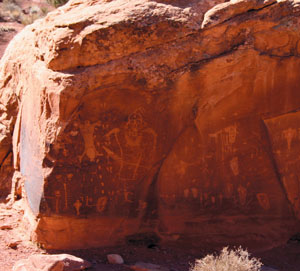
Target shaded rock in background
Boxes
[261,266,279,271]
[1,0,300,249]
[288,232,300,244]
[0,152,13,198]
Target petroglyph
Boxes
[54,190,61,213]
[283,128,297,151]
[238,185,247,206]
[257,193,270,210]
[124,190,134,203]
[225,126,237,144]
[191,188,198,198]
[74,199,82,215]
[137,200,147,212]
[209,124,237,160]
[94,108,157,182]
[230,157,239,176]
[96,196,108,213]
[79,121,99,162]
[63,183,68,209]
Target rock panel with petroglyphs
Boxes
[1,0,300,249]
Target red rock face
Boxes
[265,112,300,220]
[1,0,300,249]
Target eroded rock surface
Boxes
[1,0,300,249]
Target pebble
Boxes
[107,254,124,264]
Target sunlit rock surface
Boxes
[1,0,300,249]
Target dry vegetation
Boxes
[46,0,69,8]
[0,0,67,26]
[0,26,15,36]
[191,247,263,271]
[1,0,44,25]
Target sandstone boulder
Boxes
[1,0,300,249]
[12,254,91,271]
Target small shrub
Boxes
[1,0,48,25]
[46,0,69,8]
[20,6,46,25]
[0,26,15,34]
[191,247,262,271]
[2,0,17,4]
[41,7,49,15]
[2,0,22,21]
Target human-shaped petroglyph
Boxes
[209,124,237,160]
[79,121,99,162]
[74,199,82,215]
[54,190,61,214]
[191,188,198,199]
[63,183,68,210]
[283,128,297,151]
[63,174,74,211]
[230,157,239,176]
[137,200,147,213]
[124,190,134,203]
[96,196,108,213]
[96,108,157,182]
[225,125,237,144]
[221,125,237,156]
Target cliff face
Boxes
[1,0,300,249]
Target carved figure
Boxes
[74,199,82,215]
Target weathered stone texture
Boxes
[1,0,300,249]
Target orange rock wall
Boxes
[1,0,300,249]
